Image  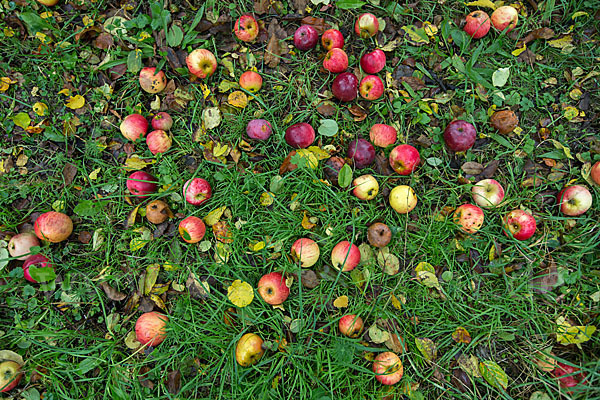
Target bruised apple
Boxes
[339,314,364,338]
[145,200,172,224]
[373,352,403,385]
[139,67,166,94]
[34,211,73,243]
[235,333,264,367]
[23,254,53,283]
[135,312,168,346]
[0,361,22,393]
[8,232,40,260]
[453,204,484,234]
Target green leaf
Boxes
[492,67,510,87]
[12,112,31,130]
[127,49,143,74]
[166,25,183,47]
[415,337,437,361]
[426,157,443,167]
[479,360,508,390]
[19,11,52,35]
[270,175,284,193]
[338,164,353,188]
[73,200,103,217]
[0,248,9,272]
[318,119,338,137]
[336,0,366,9]
[28,265,56,283]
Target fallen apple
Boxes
[235,333,264,367]
[151,112,173,131]
[355,13,379,38]
[183,178,212,206]
[503,209,536,240]
[290,238,320,268]
[36,0,59,5]
[139,67,166,94]
[135,311,168,346]
[471,178,505,208]
[557,185,592,216]
[352,174,379,200]
[8,232,40,261]
[388,144,420,175]
[369,124,397,148]
[464,10,491,39]
[453,204,484,234]
[120,113,148,141]
[146,129,172,155]
[323,48,349,74]
[331,240,361,272]
[0,360,22,393]
[490,109,518,134]
[491,6,518,33]
[146,200,171,224]
[187,49,217,79]
[443,120,477,152]
[239,71,263,93]
[23,254,53,283]
[389,185,417,214]
[247,119,273,141]
[321,29,344,51]
[34,211,73,243]
[373,352,403,385]
[339,314,364,338]
[359,75,384,101]
[234,14,259,42]
[324,156,346,184]
[591,161,600,185]
[126,171,158,198]
[179,216,206,243]
[367,222,391,248]
[294,25,319,51]
[331,72,358,102]
[285,122,315,149]
[257,271,290,305]
[360,49,386,74]
[347,138,375,169]
[552,362,587,394]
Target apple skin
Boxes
[126,171,158,198]
[591,161,600,185]
[290,238,320,268]
[355,13,379,38]
[235,333,265,367]
[389,185,417,214]
[257,271,290,305]
[373,352,403,385]
[239,71,263,93]
[120,114,148,141]
[552,362,587,394]
[139,67,166,94]
[0,360,22,393]
[367,222,392,248]
[246,119,273,141]
[370,124,397,148]
[324,156,346,184]
[348,138,375,169]
[8,232,40,261]
[360,49,386,74]
[146,200,171,224]
[321,29,344,51]
[135,312,168,346]
[146,130,172,155]
[464,10,491,39]
[491,6,518,33]
[443,120,477,152]
[186,49,217,79]
[234,14,259,42]
[323,48,349,74]
[285,123,315,149]
[339,314,364,338]
[331,72,358,102]
[178,216,206,243]
[359,75,384,101]
[151,112,173,131]
[453,204,484,234]
[183,178,212,206]
[331,240,361,272]
[294,25,319,51]
[503,209,536,241]
[352,174,379,200]
[472,179,505,208]
[34,211,73,243]
[389,144,420,175]
[36,0,59,5]
[23,254,53,283]
[557,185,592,216]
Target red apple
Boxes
[178,216,206,243]
[186,49,217,79]
[348,138,375,169]
[557,185,592,216]
[591,161,600,185]
[135,312,168,346]
[389,185,417,214]
[453,204,484,234]
[323,48,348,73]
[355,13,379,38]
[234,14,259,42]
[331,72,358,102]
[183,178,212,206]
[246,119,272,141]
[146,130,172,155]
[22,254,53,283]
[331,240,361,272]
[552,362,587,394]
[257,271,290,305]
[370,124,397,148]
[339,314,364,338]
[472,178,505,208]
[139,67,166,94]
[34,211,73,243]
[294,25,319,51]
[151,112,173,131]
[352,174,379,200]
[360,49,386,74]
[235,333,264,367]
[503,209,536,240]
[443,120,477,152]
[126,171,158,198]
[120,114,148,141]
[321,29,344,51]
[464,10,491,39]
[373,352,403,385]
[0,361,22,393]
[388,144,420,175]
[491,6,518,33]
[285,123,315,149]
[239,71,263,93]
[290,238,320,268]
[8,232,40,260]
[359,75,384,101]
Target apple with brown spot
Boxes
[34,211,73,243]
[235,333,265,367]
[139,67,166,94]
[453,204,484,234]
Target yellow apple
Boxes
[0,361,22,393]
[37,0,59,5]
[235,333,264,367]
[389,185,417,214]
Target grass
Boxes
[1,0,599,399]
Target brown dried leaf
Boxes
[264,35,282,68]
[62,162,78,185]
[166,370,181,394]
[414,134,433,148]
[125,205,140,229]
[100,282,127,301]
[461,162,484,175]
[300,17,329,34]
[186,273,209,299]
[301,211,316,230]
[254,0,270,14]
[138,366,155,389]
[317,102,336,117]
[521,27,555,46]
[213,221,233,243]
[452,327,472,344]
[348,104,368,121]
[94,32,114,49]
[531,260,559,294]
[400,76,426,91]
[374,151,393,176]
[480,160,500,178]
[78,231,92,244]
[292,0,308,14]
[385,333,407,354]
[301,269,320,289]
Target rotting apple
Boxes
[373,352,403,385]
[557,185,592,216]
[389,144,420,175]
[23,254,53,283]
[352,174,379,200]
[370,124,397,148]
[355,13,379,38]
[590,161,600,185]
[443,120,477,152]
[339,314,364,338]
[139,67,166,94]
[8,232,40,261]
[285,122,315,149]
[347,138,375,169]
[178,216,206,243]
[453,204,484,234]
[126,171,158,198]
[294,25,319,51]
[239,71,263,93]
[246,119,273,141]
[359,75,384,101]
[491,6,518,33]
[135,312,168,346]
[235,333,265,367]
[323,48,349,74]
[389,185,417,214]
[0,360,22,393]
[146,200,171,224]
[331,240,361,272]
[183,178,212,206]
[321,29,344,51]
[367,222,392,248]
[234,14,259,42]
[490,109,518,134]
[360,49,386,74]
[464,10,491,39]
[503,209,536,240]
[151,112,173,131]
[332,72,358,102]
[34,211,73,243]
[146,130,172,155]
[186,49,217,79]
[257,271,290,305]
[290,238,320,268]
[324,156,346,184]
[472,178,505,208]
[120,114,148,141]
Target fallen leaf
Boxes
[12,112,30,129]
[458,354,482,377]
[65,95,85,109]
[202,107,221,129]
[228,91,248,108]
[461,162,484,175]
[479,360,508,390]
[204,206,226,226]
[555,316,596,347]
[100,282,126,301]
[186,273,210,299]
[166,370,181,394]
[415,337,437,361]
[333,295,348,308]
[259,192,275,206]
[227,279,254,307]
[301,269,320,288]
[33,102,48,116]
[368,324,390,343]
[301,211,316,230]
[531,261,558,294]
[213,221,233,243]
[465,0,496,10]
[144,264,160,296]
[415,262,441,290]
[264,35,282,68]
[452,327,472,344]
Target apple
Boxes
[146,200,171,224]
[373,352,403,385]
[294,25,319,51]
[239,71,263,93]
[234,14,259,42]
[34,211,73,243]
[36,0,59,6]
[186,49,217,79]
[324,156,346,184]
[146,130,172,155]
[491,6,518,33]
[443,120,477,152]
[179,216,206,243]
[285,122,315,148]
[321,29,344,51]
[388,144,420,175]
[348,138,375,169]
[339,314,364,338]
[183,178,212,206]
[257,271,290,305]
[331,72,358,102]
[370,124,397,148]
[0,361,22,393]
[126,171,158,198]
[367,222,391,248]
[464,10,491,39]
[323,48,348,74]
[557,185,592,216]
[355,13,379,38]
[246,119,273,141]
[331,240,361,272]
[151,112,173,131]
[472,178,505,208]
[22,254,53,283]
[552,362,587,394]
[359,75,384,101]
[503,209,536,241]
[352,174,379,200]
[235,333,264,367]
[389,185,417,214]
[139,67,166,94]
[591,161,600,185]
[135,312,168,346]
[290,238,320,268]
[120,114,148,141]
[453,204,484,234]
[8,232,40,260]
[360,49,386,74]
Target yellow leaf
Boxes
[65,95,85,109]
[33,102,48,116]
[307,146,330,161]
[452,327,472,344]
[555,317,596,347]
[35,32,49,43]
[82,15,94,27]
[259,191,275,206]
[512,45,527,56]
[415,262,441,290]
[144,264,161,296]
[88,167,101,180]
[149,293,167,310]
[391,294,403,310]
[58,88,71,96]
[0,77,17,92]
[199,83,211,99]
[295,149,318,169]
[202,107,221,130]
[489,243,496,261]
[213,142,230,157]
[423,21,438,36]
[228,90,248,108]
[12,112,31,130]
[369,324,391,343]
[571,11,588,19]
[569,88,583,101]
[248,241,266,252]
[549,139,574,159]
[301,211,316,230]
[401,25,430,44]
[548,35,575,53]
[333,295,348,308]
[204,206,227,226]
[124,155,155,171]
[130,227,152,252]
[465,0,497,10]
[150,95,160,110]
[163,261,180,271]
[227,279,254,307]
[415,337,437,361]
[3,27,15,37]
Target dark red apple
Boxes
[324,156,346,184]
[348,138,375,169]
[443,120,477,152]
[360,49,386,74]
[294,25,319,51]
[126,171,158,198]
[285,123,315,149]
[332,72,358,102]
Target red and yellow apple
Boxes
[323,48,348,74]
[146,130,172,155]
[34,211,73,243]
[294,25,319,51]
[234,14,259,42]
[352,174,379,200]
[355,13,379,38]
[389,185,417,214]
[339,314,364,338]
[321,29,344,51]
[246,119,272,141]
[0,361,22,393]
[389,144,420,175]
[503,209,536,240]
[464,10,491,39]
[8,232,40,261]
[23,254,53,283]
[591,161,600,185]
[235,333,264,367]
[139,67,166,94]
[491,6,518,33]
[186,49,217,79]
[471,178,505,208]
[359,75,384,101]
[135,312,168,346]
[120,113,148,141]
[257,272,290,305]
[370,124,397,148]
[178,216,206,243]
[453,204,484,234]
[373,352,403,385]
[331,240,361,272]
[151,112,173,131]
[557,185,592,216]
[290,238,320,268]
[239,71,263,93]
[360,49,386,74]
[183,178,212,206]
